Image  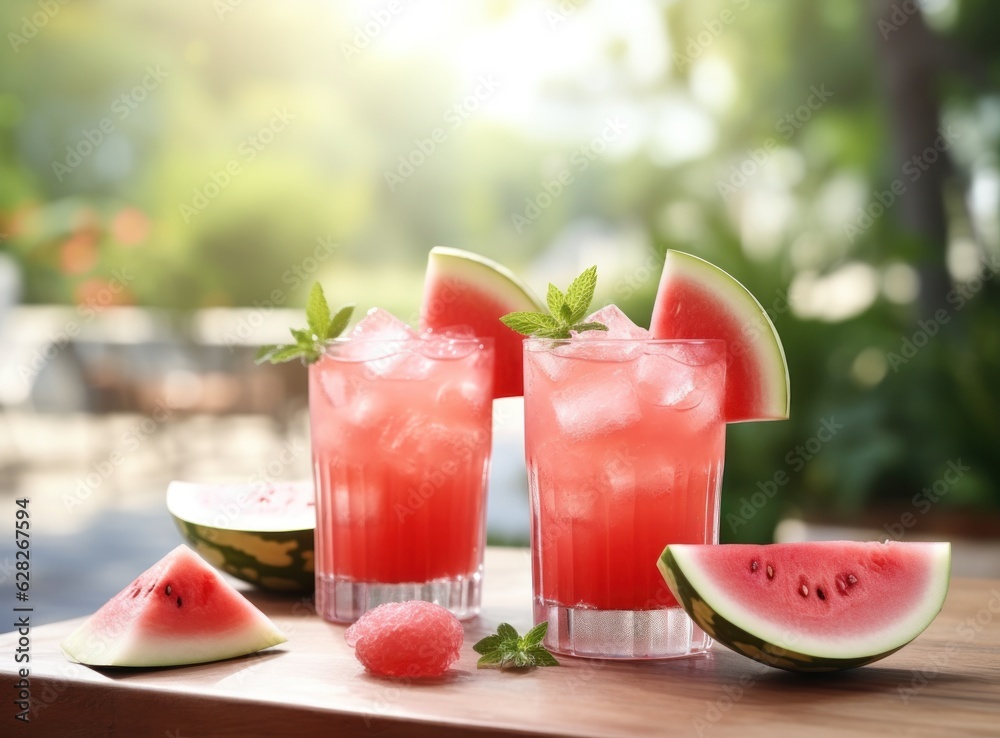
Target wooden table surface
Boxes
[3,547,999,737]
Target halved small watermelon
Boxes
[658,541,951,672]
[420,246,543,398]
[167,480,315,592]
[649,250,789,422]
[61,545,287,667]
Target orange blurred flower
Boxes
[111,207,150,246]
[59,233,98,274]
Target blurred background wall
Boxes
[1,0,999,620]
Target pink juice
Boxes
[309,311,494,623]
[524,333,726,658]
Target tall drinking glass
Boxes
[524,338,726,659]
[310,336,494,623]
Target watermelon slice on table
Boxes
[61,545,287,667]
[658,541,951,672]
[420,246,543,398]
[650,250,789,423]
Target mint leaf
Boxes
[472,634,504,655]
[255,344,282,362]
[500,312,563,337]
[546,284,565,316]
[255,283,354,365]
[496,623,519,642]
[255,344,305,364]
[521,621,548,648]
[476,651,505,667]
[472,622,559,670]
[569,322,609,334]
[565,265,597,323]
[500,266,605,339]
[526,647,559,667]
[328,304,355,340]
[306,282,331,339]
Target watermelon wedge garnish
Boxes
[61,545,287,667]
[649,250,789,422]
[658,541,951,672]
[420,246,543,398]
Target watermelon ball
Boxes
[345,601,463,678]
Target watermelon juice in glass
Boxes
[523,306,726,659]
[309,308,494,623]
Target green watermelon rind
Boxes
[657,543,951,672]
[171,518,315,593]
[425,246,543,317]
[166,482,315,594]
[658,250,790,423]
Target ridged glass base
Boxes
[536,600,713,659]
[317,570,482,623]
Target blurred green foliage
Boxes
[1,0,998,539]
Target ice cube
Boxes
[551,371,642,440]
[342,308,429,378]
[601,445,642,495]
[573,305,649,340]
[644,341,725,367]
[382,350,435,381]
[435,378,489,415]
[379,412,483,467]
[341,308,417,370]
[419,325,477,340]
[347,392,384,429]
[418,335,480,360]
[318,371,349,408]
[315,368,386,428]
[555,340,642,363]
[637,349,725,434]
[637,350,704,409]
[526,343,569,383]
[349,307,416,341]
[563,305,648,361]
[378,411,424,457]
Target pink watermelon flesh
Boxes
[659,541,951,666]
[61,545,287,667]
[177,479,315,530]
[650,250,789,422]
[420,247,543,399]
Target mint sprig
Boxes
[472,622,559,669]
[500,266,607,338]
[255,282,354,365]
